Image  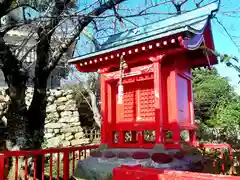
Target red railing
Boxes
[198,143,234,175]
[112,143,236,179]
[0,143,237,180]
[0,145,99,180]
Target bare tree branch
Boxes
[112,4,123,25]
[46,0,126,73]
[138,0,172,15]
[65,66,101,127]
[0,38,27,93]
[82,29,101,50]
[0,19,33,36]
[34,0,72,80]
[88,89,101,127]
[171,0,188,14]
[5,2,39,16]
[214,17,240,53]
[193,0,204,7]
[42,0,72,36]
[0,0,28,108]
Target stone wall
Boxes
[0,88,100,149]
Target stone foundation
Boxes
[74,147,205,180]
[0,88,100,149]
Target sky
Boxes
[63,0,240,94]
[210,0,240,94]
[213,22,240,94]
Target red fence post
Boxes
[63,152,69,180]
[0,154,5,180]
[0,145,99,180]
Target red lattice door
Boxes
[115,75,155,127]
[110,73,157,147]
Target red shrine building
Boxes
[69,3,218,150]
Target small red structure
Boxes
[0,3,238,180]
[69,2,218,150]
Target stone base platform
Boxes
[74,147,206,180]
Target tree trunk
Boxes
[0,0,127,178]
[26,85,47,180]
[26,77,47,149]
[0,33,49,179]
[0,36,28,150]
[0,35,29,180]
[88,90,101,127]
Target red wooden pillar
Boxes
[107,80,114,146]
[149,55,165,144]
[171,70,181,144]
[188,75,194,125]
[188,75,197,145]
[99,68,109,145]
[166,68,180,145]
[0,154,4,180]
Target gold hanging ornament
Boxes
[117,55,128,104]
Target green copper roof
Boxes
[69,1,218,63]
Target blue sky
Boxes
[211,0,240,94]
[65,0,240,94]
[212,21,240,94]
